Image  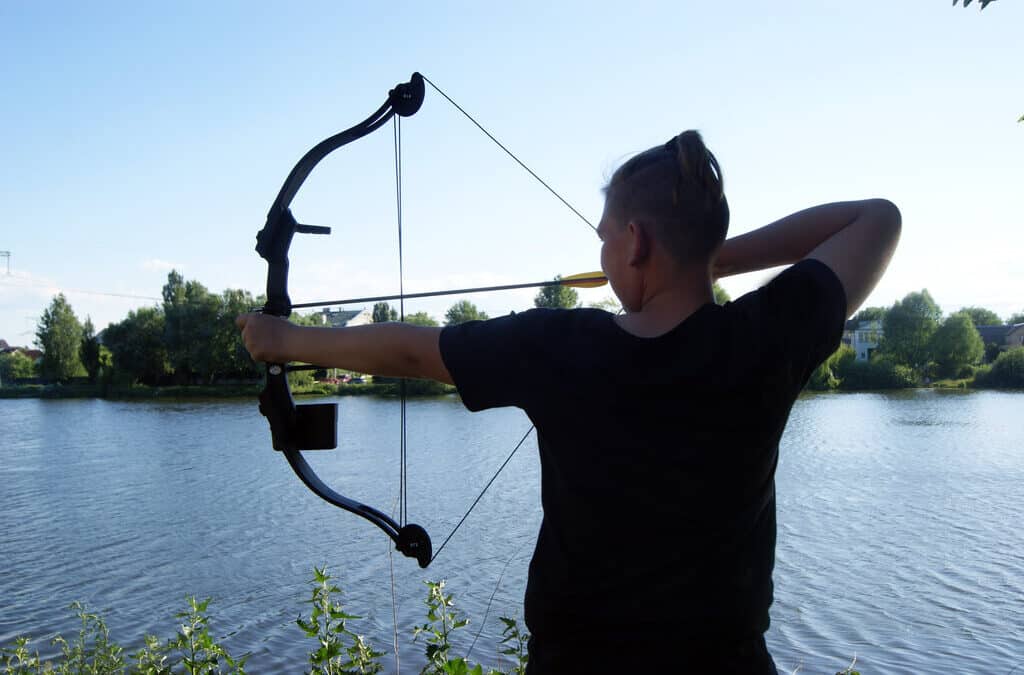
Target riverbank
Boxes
[0,380,457,400]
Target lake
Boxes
[1,390,1022,673]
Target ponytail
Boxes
[605,130,729,264]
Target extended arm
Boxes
[236,314,454,384]
[713,199,902,316]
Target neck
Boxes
[614,265,713,338]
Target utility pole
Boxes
[0,251,9,275]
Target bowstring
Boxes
[393,115,409,529]
[379,75,600,566]
[420,74,596,233]
[413,76,600,564]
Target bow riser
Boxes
[254,72,432,568]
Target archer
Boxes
[238,130,900,674]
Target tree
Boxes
[929,312,985,378]
[958,306,1002,326]
[534,277,579,309]
[879,290,942,370]
[1008,311,1024,325]
[952,0,997,9]
[404,312,438,327]
[80,317,102,383]
[0,350,37,384]
[35,294,85,382]
[209,289,261,382]
[852,307,886,323]
[712,282,730,306]
[372,302,398,323]
[444,300,489,326]
[104,307,169,385]
[162,271,220,383]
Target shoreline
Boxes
[0,381,458,401]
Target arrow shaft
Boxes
[288,276,606,311]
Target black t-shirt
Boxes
[439,259,846,647]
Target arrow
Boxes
[287,272,608,310]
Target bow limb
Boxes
[254,72,432,568]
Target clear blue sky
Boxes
[1,0,1021,344]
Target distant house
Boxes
[977,323,1024,359]
[319,307,373,328]
[842,319,882,362]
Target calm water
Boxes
[1,390,1022,673]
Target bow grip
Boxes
[260,364,338,451]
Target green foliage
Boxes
[162,271,221,383]
[974,347,1024,388]
[852,306,886,323]
[413,581,473,675]
[1,636,45,673]
[35,294,85,382]
[1008,311,1024,325]
[104,307,170,386]
[143,596,248,674]
[50,602,126,674]
[836,353,920,390]
[808,345,854,391]
[444,300,489,326]
[296,567,383,674]
[958,306,1002,326]
[372,303,398,323]
[497,618,528,675]
[0,351,37,384]
[929,312,984,378]
[80,317,103,384]
[533,278,578,310]
[404,312,439,327]
[879,290,941,369]
[211,289,262,381]
[711,282,730,306]
[291,311,326,328]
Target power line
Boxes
[0,276,161,302]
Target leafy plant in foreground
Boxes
[51,601,125,673]
[296,567,383,674]
[497,617,528,675]
[140,596,248,675]
[413,580,488,675]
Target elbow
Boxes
[869,198,902,232]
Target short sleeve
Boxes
[733,259,848,384]
[439,310,546,412]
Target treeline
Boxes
[809,291,1024,391]
[6,271,602,388]
[8,277,1021,391]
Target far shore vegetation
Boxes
[2,270,1023,399]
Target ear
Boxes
[626,220,651,267]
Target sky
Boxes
[1,0,1021,345]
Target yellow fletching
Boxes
[560,271,607,288]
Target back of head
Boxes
[604,130,729,266]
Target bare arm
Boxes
[713,199,902,316]
[235,315,454,385]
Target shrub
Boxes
[836,355,920,390]
[974,347,1024,388]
